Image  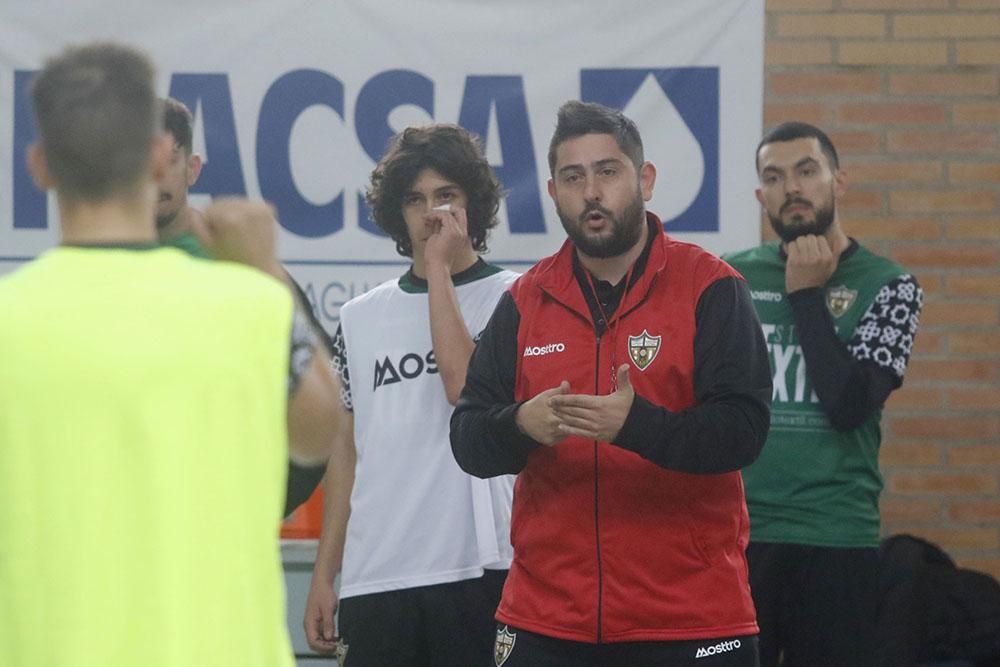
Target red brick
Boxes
[890,73,998,96]
[905,359,998,382]
[891,191,997,214]
[892,415,999,439]
[895,14,1000,38]
[951,331,1000,354]
[778,13,886,37]
[903,527,999,552]
[949,443,1000,465]
[892,244,998,267]
[951,162,1000,183]
[840,190,884,213]
[765,41,834,66]
[889,470,998,493]
[947,218,1000,240]
[844,0,948,6]
[879,497,942,524]
[949,388,1000,411]
[840,41,948,66]
[947,276,1000,298]
[886,386,945,410]
[953,102,1000,124]
[844,216,941,240]
[764,102,832,127]
[910,270,942,295]
[838,102,947,125]
[880,441,943,465]
[888,131,996,154]
[913,330,943,353]
[920,302,998,326]
[771,72,882,96]
[829,131,883,153]
[766,0,834,8]
[950,500,1000,522]
[847,162,942,184]
[957,41,1000,65]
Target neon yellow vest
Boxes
[0,247,294,667]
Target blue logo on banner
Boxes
[581,68,719,233]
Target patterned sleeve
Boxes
[287,308,318,398]
[847,274,923,380]
[331,323,353,412]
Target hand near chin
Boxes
[785,235,838,293]
[199,197,284,279]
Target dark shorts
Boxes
[337,569,506,666]
[492,625,759,667]
[746,542,879,667]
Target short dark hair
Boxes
[547,100,644,174]
[366,124,502,258]
[161,97,194,154]
[31,42,158,202]
[756,121,840,172]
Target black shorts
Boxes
[492,625,759,667]
[746,542,878,667]
[337,569,506,666]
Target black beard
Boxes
[768,198,835,243]
[156,209,179,230]
[558,192,646,259]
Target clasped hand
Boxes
[515,364,635,446]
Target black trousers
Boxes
[337,569,506,666]
[746,542,879,667]
[493,625,759,666]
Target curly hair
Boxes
[366,124,502,258]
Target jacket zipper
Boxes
[593,332,603,644]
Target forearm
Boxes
[449,292,537,476]
[789,288,897,431]
[312,430,355,584]
[612,277,771,473]
[426,262,475,405]
[614,391,770,473]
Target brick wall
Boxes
[764,0,1000,579]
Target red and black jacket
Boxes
[451,213,772,643]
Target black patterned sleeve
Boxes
[847,274,923,380]
[287,308,318,398]
[330,323,353,412]
[788,274,923,432]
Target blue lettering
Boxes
[13,70,45,229]
[458,76,545,234]
[169,74,247,197]
[355,70,434,237]
[257,69,344,238]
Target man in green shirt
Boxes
[725,122,923,667]
[155,96,209,258]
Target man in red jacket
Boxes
[451,100,772,666]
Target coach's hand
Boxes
[199,197,284,279]
[515,381,571,446]
[550,364,635,443]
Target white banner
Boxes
[0,0,763,330]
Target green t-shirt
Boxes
[725,241,912,548]
[164,230,211,259]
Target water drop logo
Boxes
[581,68,720,233]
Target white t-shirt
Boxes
[335,261,518,599]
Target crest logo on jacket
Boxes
[628,330,661,371]
[826,285,857,318]
[494,625,516,666]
